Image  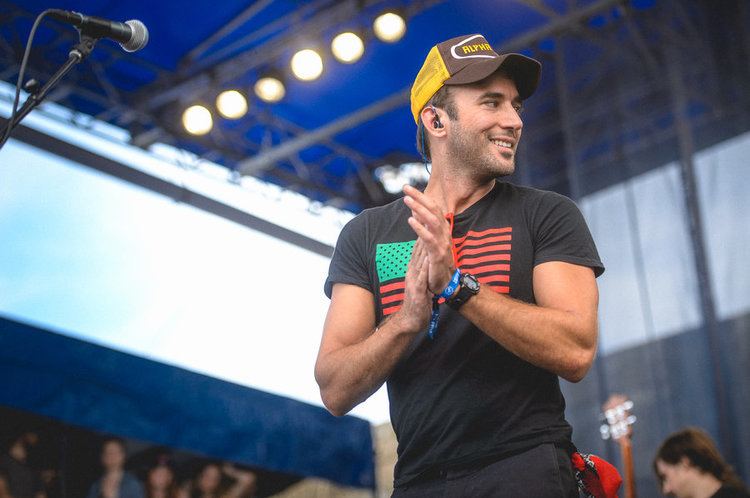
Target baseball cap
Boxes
[410,34,541,123]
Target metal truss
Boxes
[516,0,749,470]
[2,0,748,211]
[0,0,440,210]
[515,0,750,198]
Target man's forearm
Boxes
[461,288,597,382]
[315,312,419,416]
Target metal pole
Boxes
[666,46,737,467]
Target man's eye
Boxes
[514,105,524,114]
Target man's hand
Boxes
[403,184,456,294]
[392,238,432,333]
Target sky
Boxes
[0,135,391,426]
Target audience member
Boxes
[0,470,15,498]
[86,438,145,498]
[185,463,255,498]
[0,431,46,498]
[653,427,749,498]
[144,455,181,498]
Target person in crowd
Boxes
[144,455,181,498]
[653,427,749,498]
[315,32,603,497]
[185,463,255,498]
[0,431,46,498]
[0,470,15,498]
[86,438,144,498]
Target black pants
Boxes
[391,443,579,498]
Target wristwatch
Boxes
[446,273,480,310]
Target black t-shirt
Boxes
[325,181,604,486]
[713,485,750,498]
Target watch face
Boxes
[462,274,480,292]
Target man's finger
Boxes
[408,216,432,240]
[404,195,441,228]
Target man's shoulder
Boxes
[495,182,576,214]
[336,196,409,245]
[343,196,408,230]
[359,196,408,218]
[501,182,570,202]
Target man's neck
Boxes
[105,468,124,478]
[423,167,496,215]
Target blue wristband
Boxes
[438,268,461,299]
[427,297,440,340]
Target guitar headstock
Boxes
[600,394,636,443]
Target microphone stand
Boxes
[0,32,98,150]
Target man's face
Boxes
[101,441,125,470]
[655,459,694,498]
[198,465,222,493]
[444,72,524,179]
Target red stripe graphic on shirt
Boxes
[380,281,405,294]
[458,253,511,266]
[379,227,513,316]
[453,227,512,244]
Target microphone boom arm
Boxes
[0,33,97,150]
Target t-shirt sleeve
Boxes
[532,192,605,277]
[324,214,372,298]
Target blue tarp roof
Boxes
[0,315,375,489]
[6,0,715,211]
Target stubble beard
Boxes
[446,122,516,181]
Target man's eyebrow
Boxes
[476,91,522,105]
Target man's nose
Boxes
[500,103,523,131]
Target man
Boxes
[654,427,749,498]
[315,33,604,497]
[0,431,46,498]
[86,438,144,498]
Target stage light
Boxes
[375,162,429,194]
[215,90,248,119]
[331,31,364,64]
[254,75,286,103]
[182,105,213,135]
[291,48,323,81]
[373,11,406,43]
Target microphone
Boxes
[48,10,149,52]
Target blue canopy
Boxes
[0,315,375,489]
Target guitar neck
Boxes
[619,438,636,498]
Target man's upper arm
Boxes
[533,261,599,341]
[318,283,377,358]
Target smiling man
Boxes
[315,34,604,497]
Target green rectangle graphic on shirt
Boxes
[376,240,416,282]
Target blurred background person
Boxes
[0,469,15,498]
[144,455,181,498]
[0,431,45,498]
[86,438,144,498]
[186,463,255,498]
[653,427,749,498]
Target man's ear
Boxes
[420,106,446,136]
